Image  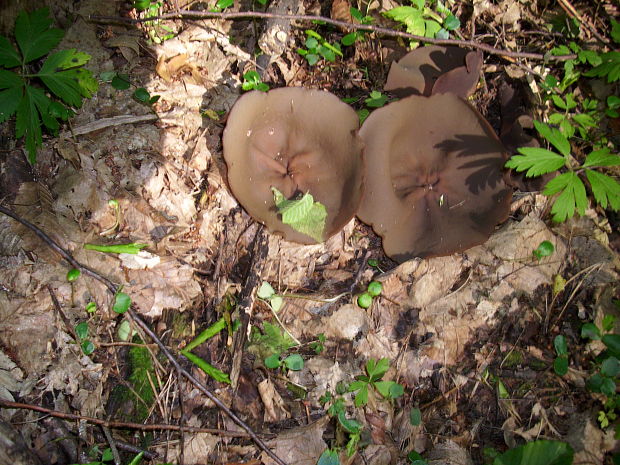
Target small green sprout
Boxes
[297,30,343,66]
[112,292,131,314]
[364,91,388,108]
[242,70,269,92]
[356,281,383,308]
[553,334,569,376]
[533,240,555,260]
[348,358,404,407]
[75,321,95,355]
[357,292,372,309]
[264,353,304,371]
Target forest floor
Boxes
[0,0,619,464]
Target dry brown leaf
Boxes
[258,378,290,422]
[261,416,329,465]
[331,0,353,22]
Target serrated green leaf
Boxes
[505,147,565,177]
[37,49,97,107]
[0,36,21,68]
[583,148,620,168]
[572,113,596,129]
[494,440,573,465]
[354,383,369,406]
[585,170,620,210]
[612,19,620,44]
[367,357,389,380]
[551,95,566,110]
[181,349,231,383]
[15,8,64,63]
[384,7,425,36]
[424,19,442,38]
[534,120,571,156]
[272,188,327,242]
[0,71,23,123]
[543,172,587,222]
[584,51,620,83]
[16,85,49,163]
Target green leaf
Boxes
[493,439,573,465]
[0,75,23,124]
[367,281,382,297]
[554,335,568,356]
[0,36,21,68]
[584,51,620,83]
[37,49,98,107]
[443,14,460,31]
[505,147,565,177]
[264,353,281,369]
[84,243,148,254]
[133,87,150,103]
[354,383,369,406]
[365,90,388,108]
[384,7,425,36]
[16,85,49,163]
[603,334,620,358]
[374,380,404,399]
[341,33,357,46]
[581,323,601,340]
[117,320,133,341]
[533,240,554,259]
[601,377,616,397]
[612,19,620,44]
[270,295,283,312]
[113,292,131,314]
[337,411,362,433]
[66,268,81,282]
[585,170,620,211]
[85,302,97,313]
[357,292,372,309]
[184,317,226,352]
[534,120,571,156]
[272,188,327,242]
[317,449,340,465]
[583,149,620,168]
[111,73,131,90]
[601,357,620,377]
[181,349,231,383]
[75,321,89,339]
[126,452,144,465]
[15,8,64,63]
[543,172,587,222]
[367,358,389,381]
[101,448,114,462]
[410,407,422,426]
[283,353,304,371]
[603,314,616,332]
[554,356,568,376]
[81,339,95,355]
[257,281,276,299]
[572,113,596,129]
[255,321,296,355]
[551,95,567,110]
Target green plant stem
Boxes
[278,291,349,303]
[87,10,578,62]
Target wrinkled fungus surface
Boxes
[358,93,512,262]
[384,45,483,99]
[223,87,364,244]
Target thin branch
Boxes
[0,204,287,465]
[0,399,273,438]
[86,10,578,62]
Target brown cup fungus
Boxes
[357,93,512,262]
[384,45,483,99]
[222,87,364,244]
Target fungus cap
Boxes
[357,93,512,262]
[384,45,483,99]
[223,87,364,244]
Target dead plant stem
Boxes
[86,10,579,62]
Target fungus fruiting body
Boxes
[222,87,364,244]
[357,93,512,262]
[384,45,483,99]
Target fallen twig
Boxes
[0,204,287,465]
[86,10,579,62]
[0,399,273,438]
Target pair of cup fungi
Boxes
[223,46,513,263]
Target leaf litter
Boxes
[0,0,619,464]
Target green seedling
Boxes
[533,240,555,260]
[249,321,297,361]
[131,0,175,42]
[181,317,230,384]
[348,358,404,407]
[505,121,620,222]
[384,0,460,45]
[581,313,620,428]
[272,187,327,243]
[85,302,97,313]
[264,352,304,371]
[75,321,95,355]
[101,72,160,106]
[309,333,326,354]
[242,70,269,92]
[365,90,388,108]
[84,243,148,254]
[317,449,340,465]
[210,0,233,12]
[356,280,383,309]
[0,8,98,163]
[553,334,569,376]
[410,407,422,426]
[297,30,343,66]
